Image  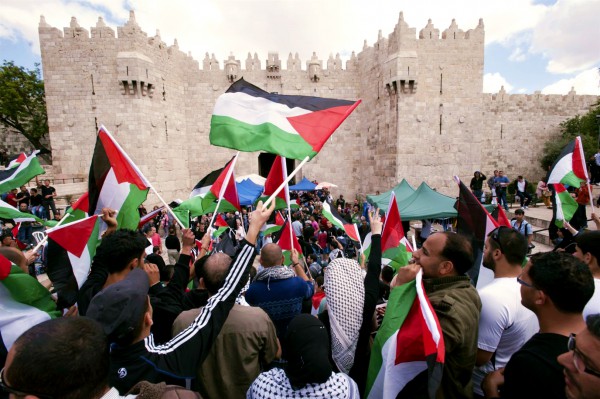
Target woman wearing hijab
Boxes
[318,209,383,395]
[247,314,359,398]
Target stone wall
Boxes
[38,11,599,204]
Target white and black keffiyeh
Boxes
[254,265,296,282]
[246,368,359,399]
[324,258,365,374]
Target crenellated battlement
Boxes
[35,9,598,203]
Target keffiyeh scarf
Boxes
[324,258,365,373]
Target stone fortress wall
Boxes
[36,10,598,203]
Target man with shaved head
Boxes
[172,252,280,398]
[246,243,313,338]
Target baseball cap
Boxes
[86,268,149,344]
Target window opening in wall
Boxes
[126,66,129,76]
[501,124,503,140]
[439,114,443,135]
[91,74,95,95]
[440,73,443,94]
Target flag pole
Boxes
[587,181,596,213]
[208,152,240,229]
[148,186,186,229]
[264,156,310,208]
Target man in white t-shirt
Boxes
[574,230,600,319]
[472,226,539,398]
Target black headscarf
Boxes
[284,314,333,389]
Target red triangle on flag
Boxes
[98,128,149,190]
[0,254,11,280]
[48,215,98,258]
[277,221,303,254]
[275,211,285,226]
[494,205,512,228]
[381,193,406,253]
[287,102,360,152]
[215,214,228,227]
[263,156,287,201]
[72,192,89,213]
[209,158,240,211]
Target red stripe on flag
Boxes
[0,254,11,280]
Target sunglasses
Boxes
[0,367,55,399]
[568,333,600,379]
[489,226,511,253]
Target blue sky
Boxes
[1,0,598,95]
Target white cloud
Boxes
[530,0,600,74]
[508,47,526,62]
[483,73,514,93]
[0,0,597,78]
[541,68,600,95]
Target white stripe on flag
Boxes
[67,248,92,288]
[213,92,310,134]
[0,283,51,350]
[96,168,130,213]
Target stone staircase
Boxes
[23,164,87,211]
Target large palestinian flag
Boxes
[454,176,499,289]
[366,269,444,399]
[257,155,290,210]
[0,255,61,353]
[210,78,361,160]
[554,183,578,228]
[0,150,45,194]
[322,201,360,242]
[547,136,588,187]
[88,127,150,230]
[0,199,40,223]
[276,220,303,265]
[46,215,100,308]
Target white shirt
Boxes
[517,180,526,192]
[292,220,303,237]
[473,277,539,396]
[583,278,600,320]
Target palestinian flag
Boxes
[276,220,303,265]
[547,136,588,187]
[322,201,360,242]
[454,176,498,289]
[138,205,164,229]
[0,199,40,223]
[0,255,61,353]
[263,211,285,236]
[363,193,412,271]
[11,224,28,250]
[212,214,230,239]
[46,215,101,308]
[88,126,150,231]
[554,183,578,228]
[0,150,45,194]
[64,192,90,223]
[210,78,361,160]
[257,155,290,210]
[5,152,27,169]
[366,269,444,399]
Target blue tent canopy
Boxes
[289,177,317,191]
[236,179,264,206]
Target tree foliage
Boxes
[540,103,600,172]
[0,60,50,155]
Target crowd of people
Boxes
[1,174,600,399]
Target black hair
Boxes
[161,264,174,282]
[6,317,109,399]
[381,265,394,284]
[514,209,525,215]
[93,229,149,274]
[575,231,600,262]
[529,252,594,313]
[487,227,527,265]
[315,275,324,287]
[440,232,474,275]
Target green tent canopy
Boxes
[366,179,415,211]
[398,182,458,221]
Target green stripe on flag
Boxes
[366,279,416,396]
[210,115,317,160]
[116,184,149,230]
